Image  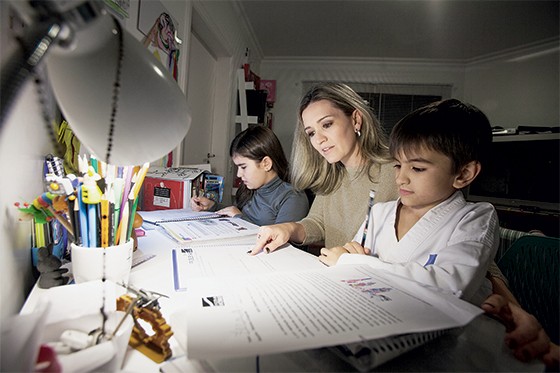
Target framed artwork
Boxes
[137,0,182,81]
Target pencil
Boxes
[360,190,375,247]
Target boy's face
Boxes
[394,146,460,213]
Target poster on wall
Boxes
[137,0,183,167]
[137,0,182,81]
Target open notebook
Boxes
[138,209,221,225]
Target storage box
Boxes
[141,166,210,211]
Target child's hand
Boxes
[319,246,348,266]
[216,206,242,217]
[342,241,371,255]
[319,241,371,266]
[191,196,215,211]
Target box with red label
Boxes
[140,166,210,211]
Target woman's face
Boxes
[232,154,275,190]
[301,100,362,168]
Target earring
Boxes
[355,129,361,137]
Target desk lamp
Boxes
[1,0,191,166]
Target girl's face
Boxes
[393,146,459,214]
[232,154,276,190]
[301,100,362,168]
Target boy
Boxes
[319,99,499,305]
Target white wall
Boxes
[261,43,559,155]
[260,59,466,156]
[464,43,559,127]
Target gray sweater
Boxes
[239,176,309,226]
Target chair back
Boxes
[497,235,560,344]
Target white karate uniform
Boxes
[338,191,499,304]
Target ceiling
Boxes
[236,0,559,61]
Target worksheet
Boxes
[160,216,259,244]
[172,244,324,291]
[184,265,482,359]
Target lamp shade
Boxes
[46,13,190,166]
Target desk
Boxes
[22,229,544,372]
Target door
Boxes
[181,33,216,167]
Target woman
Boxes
[251,82,398,254]
[191,125,309,226]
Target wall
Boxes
[260,59,466,156]
[464,42,559,127]
[260,43,559,156]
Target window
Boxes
[303,82,452,136]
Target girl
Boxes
[191,125,309,226]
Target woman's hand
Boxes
[216,206,242,217]
[191,196,215,211]
[249,223,301,255]
[319,241,370,266]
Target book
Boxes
[138,209,221,225]
[159,216,259,245]
[203,174,224,203]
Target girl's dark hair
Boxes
[389,98,492,173]
[230,125,289,209]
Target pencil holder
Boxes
[71,240,133,285]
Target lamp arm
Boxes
[0,20,61,126]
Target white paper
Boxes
[160,217,259,244]
[36,280,118,325]
[172,244,324,290]
[185,264,482,359]
[138,209,221,225]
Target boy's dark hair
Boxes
[389,98,492,173]
[230,125,289,208]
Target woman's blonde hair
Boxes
[291,82,391,195]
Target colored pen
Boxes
[72,196,82,245]
[77,187,89,247]
[88,202,97,248]
[100,196,109,248]
[360,190,375,247]
[117,200,129,245]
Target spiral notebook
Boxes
[329,328,451,371]
[138,209,221,225]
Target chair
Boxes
[497,235,560,344]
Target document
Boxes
[138,209,221,225]
[185,264,482,360]
[159,216,259,244]
[172,244,324,291]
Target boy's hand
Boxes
[319,246,347,266]
[319,241,371,266]
[342,241,371,255]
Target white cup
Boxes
[71,240,133,285]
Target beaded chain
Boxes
[33,16,124,165]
